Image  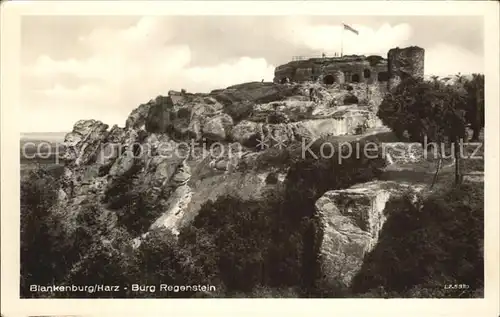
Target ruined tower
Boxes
[387,46,425,91]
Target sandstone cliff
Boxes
[56,81,387,238]
[314,180,424,290]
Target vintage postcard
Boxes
[1,1,499,317]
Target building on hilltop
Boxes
[273,46,424,91]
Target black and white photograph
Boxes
[1,1,499,316]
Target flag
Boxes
[343,23,359,35]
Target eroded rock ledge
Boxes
[55,81,389,239]
[314,180,424,290]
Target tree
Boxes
[437,82,468,185]
[463,74,485,141]
[377,76,468,186]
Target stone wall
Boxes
[274,46,424,93]
[274,55,390,86]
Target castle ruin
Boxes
[273,46,424,91]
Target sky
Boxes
[20,15,484,132]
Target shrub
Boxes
[179,194,291,293]
[130,228,210,298]
[114,190,164,236]
[265,172,279,185]
[61,203,135,298]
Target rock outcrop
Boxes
[56,81,391,238]
[55,80,391,267]
[61,119,110,166]
[314,180,424,290]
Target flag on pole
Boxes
[343,23,359,35]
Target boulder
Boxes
[202,113,234,141]
[95,143,121,167]
[314,181,421,290]
[230,120,263,146]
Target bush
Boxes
[62,204,135,298]
[103,161,162,236]
[114,191,163,236]
[20,167,206,298]
[178,194,297,293]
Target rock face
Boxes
[57,81,390,235]
[56,86,299,240]
[314,181,422,290]
[55,78,394,255]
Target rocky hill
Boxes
[44,81,395,291]
[43,77,482,296]
[56,81,387,235]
